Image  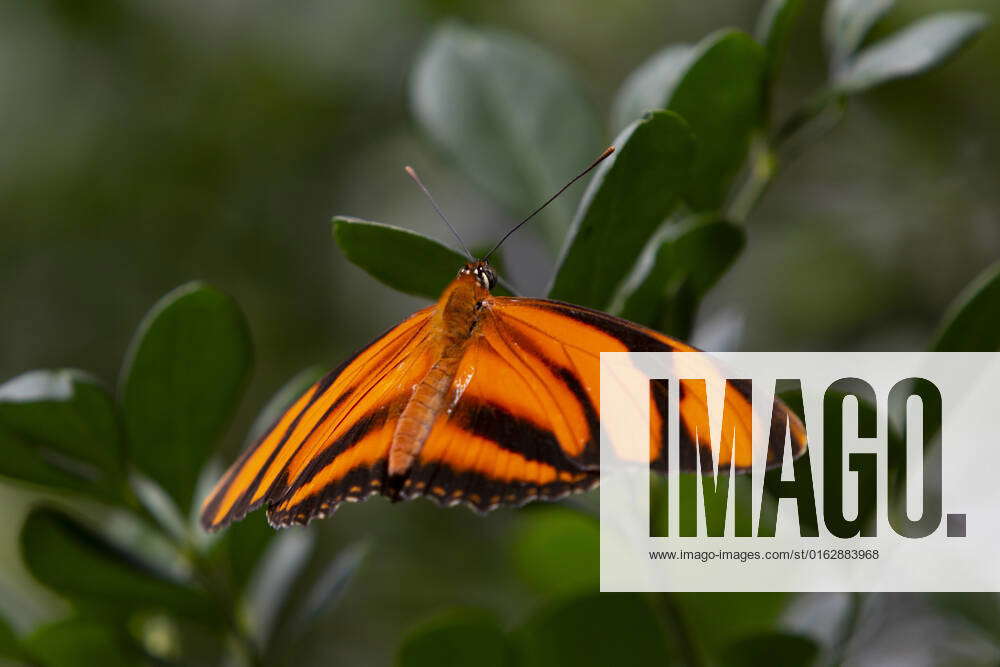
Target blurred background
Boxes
[1,0,997,665]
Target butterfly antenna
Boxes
[482,145,615,261]
[405,166,474,260]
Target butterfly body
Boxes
[388,266,491,480]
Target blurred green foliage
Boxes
[0,0,997,665]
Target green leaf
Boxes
[512,508,598,596]
[516,593,671,667]
[549,111,696,310]
[613,31,766,210]
[720,632,819,667]
[832,12,988,95]
[667,30,766,210]
[931,260,1000,351]
[120,282,252,514]
[0,426,108,505]
[20,507,213,622]
[756,0,804,82]
[823,0,895,70]
[333,217,469,300]
[613,216,745,337]
[399,609,516,667]
[411,23,603,248]
[672,592,790,662]
[611,45,693,132]
[25,617,142,667]
[0,370,124,501]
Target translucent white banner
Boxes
[599,352,1000,592]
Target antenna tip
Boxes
[603,145,615,157]
[404,165,416,177]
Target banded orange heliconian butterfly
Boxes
[201,147,807,531]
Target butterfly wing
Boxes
[200,306,436,531]
[466,298,806,478]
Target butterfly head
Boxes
[459,261,497,291]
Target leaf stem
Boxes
[727,90,847,224]
[652,592,706,667]
[728,135,777,224]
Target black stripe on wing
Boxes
[489,316,600,469]
[403,461,598,513]
[531,300,680,352]
[267,460,390,528]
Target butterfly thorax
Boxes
[387,272,491,481]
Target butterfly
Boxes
[200,148,807,531]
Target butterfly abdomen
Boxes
[389,356,461,477]
[387,273,487,481]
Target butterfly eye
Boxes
[475,266,496,290]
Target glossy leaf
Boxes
[26,617,142,667]
[333,217,469,300]
[756,0,804,81]
[411,23,602,248]
[0,426,112,504]
[612,30,764,210]
[0,370,124,501]
[120,282,252,514]
[512,508,598,595]
[611,45,693,132]
[721,632,819,667]
[516,593,671,667]
[549,111,695,309]
[399,609,515,667]
[668,30,765,210]
[614,217,745,337]
[833,12,988,95]
[824,0,895,70]
[931,260,1000,351]
[20,507,213,621]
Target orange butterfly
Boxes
[201,148,807,530]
